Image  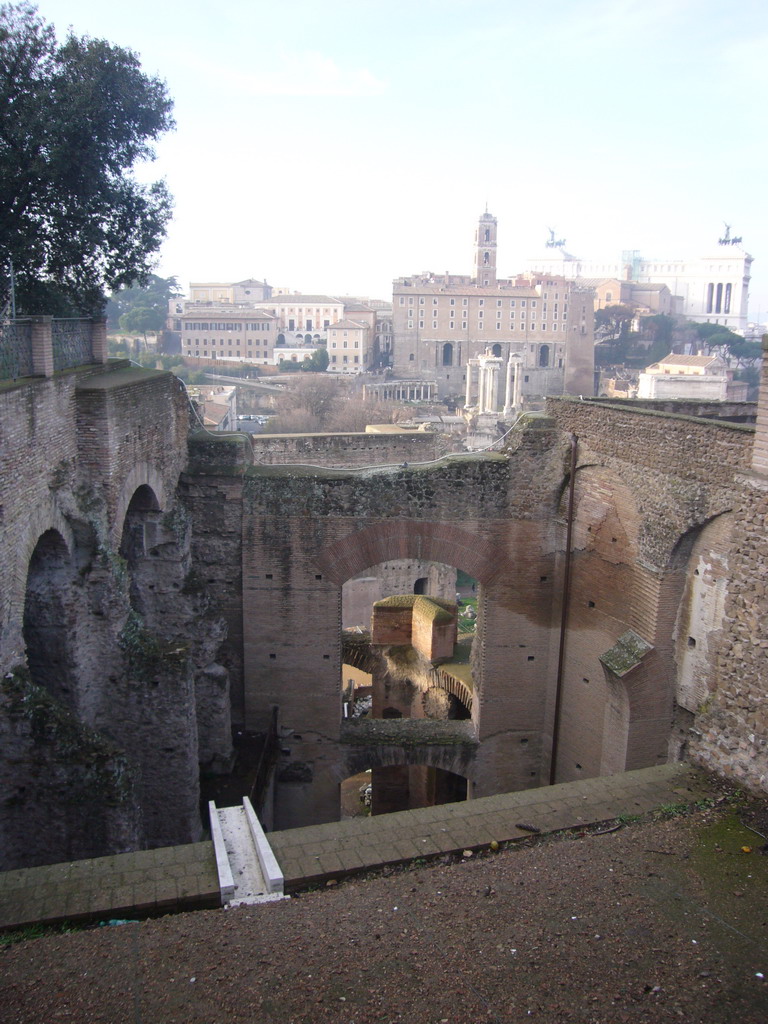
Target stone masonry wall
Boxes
[0,363,228,869]
[251,431,439,468]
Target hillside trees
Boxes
[0,3,174,315]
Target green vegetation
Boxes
[0,2,174,314]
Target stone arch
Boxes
[315,520,510,588]
[553,463,648,784]
[566,463,641,564]
[119,483,163,614]
[23,528,78,707]
[664,512,734,738]
[338,739,479,783]
[112,463,167,549]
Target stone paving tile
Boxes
[0,764,717,927]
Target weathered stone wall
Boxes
[689,341,768,790]
[0,363,229,869]
[251,431,439,468]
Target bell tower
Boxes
[474,208,498,286]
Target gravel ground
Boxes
[2,804,768,1024]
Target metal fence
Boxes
[0,317,95,381]
[52,319,92,372]
[0,319,33,380]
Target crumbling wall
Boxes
[0,364,230,868]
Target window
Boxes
[442,342,453,366]
[432,297,438,305]
[496,322,501,330]
[419,297,425,305]
[449,320,455,329]
[497,299,502,306]
[462,298,468,306]
[479,298,484,306]
[450,298,455,305]
[409,353,415,360]
[478,310,484,318]
[419,320,424,328]
[399,297,405,305]
[408,320,413,329]
[462,321,467,329]
[432,321,438,329]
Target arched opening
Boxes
[305,333,312,344]
[538,344,550,367]
[491,343,502,357]
[23,529,77,707]
[413,576,428,594]
[119,485,162,613]
[276,333,286,346]
[341,763,468,818]
[442,343,453,367]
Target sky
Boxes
[34,0,768,317]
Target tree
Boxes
[107,274,180,330]
[0,3,174,315]
[595,304,634,341]
[119,305,158,346]
[692,323,761,367]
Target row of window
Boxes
[183,322,273,331]
[406,321,563,331]
[184,338,272,346]
[191,353,270,360]
[399,296,563,308]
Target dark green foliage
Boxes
[0,3,174,315]
[106,273,180,330]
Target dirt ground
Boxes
[2,801,768,1024]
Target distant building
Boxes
[187,384,237,430]
[525,236,752,333]
[326,318,373,373]
[188,279,272,304]
[392,211,595,403]
[580,278,674,316]
[180,308,279,367]
[638,353,749,401]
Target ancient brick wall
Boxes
[251,431,439,467]
[0,364,228,869]
[688,340,768,789]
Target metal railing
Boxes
[0,319,33,379]
[52,318,92,372]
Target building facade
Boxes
[392,212,595,402]
[526,241,752,333]
[180,309,279,366]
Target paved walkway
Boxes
[268,762,714,890]
[0,763,714,930]
[0,842,219,933]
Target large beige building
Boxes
[180,308,279,366]
[392,212,595,401]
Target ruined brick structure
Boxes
[1,332,767,867]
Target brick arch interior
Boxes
[340,741,478,781]
[554,463,650,783]
[22,528,78,708]
[315,520,510,587]
[111,463,167,549]
[662,512,734,753]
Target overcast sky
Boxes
[36,0,768,317]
